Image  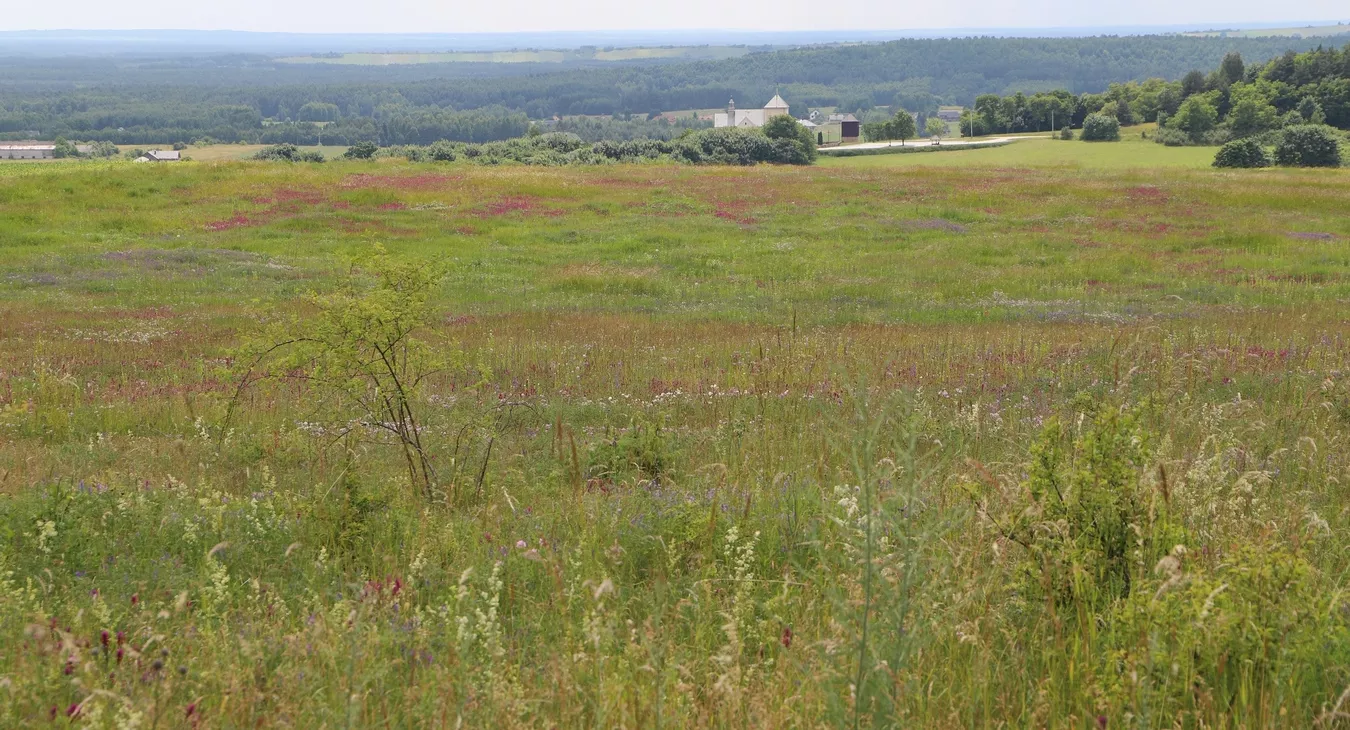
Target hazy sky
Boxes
[2,1,1346,33]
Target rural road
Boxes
[819,136,1037,153]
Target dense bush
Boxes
[375,127,814,167]
[51,137,78,158]
[1153,127,1192,146]
[1213,138,1272,168]
[1006,408,1182,610]
[1080,113,1121,141]
[585,425,674,483]
[761,115,818,163]
[426,140,458,162]
[1274,125,1344,167]
[85,140,119,158]
[593,138,676,161]
[1167,96,1218,142]
[342,140,379,160]
[252,144,325,163]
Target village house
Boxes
[805,109,862,145]
[820,113,861,144]
[135,150,181,162]
[715,95,860,146]
[936,107,964,123]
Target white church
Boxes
[713,94,790,129]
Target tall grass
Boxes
[1,159,1350,727]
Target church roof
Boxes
[764,94,789,109]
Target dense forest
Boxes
[1,34,1345,145]
[947,46,1350,139]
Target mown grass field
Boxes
[2,152,1350,728]
[824,129,1217,169]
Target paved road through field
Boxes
[819,136,1043,153]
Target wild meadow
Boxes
[2,153,1350,728]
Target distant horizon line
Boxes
[3,20,1348,36]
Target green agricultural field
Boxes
[825,132,1217,169]
[1182,23,1350,38]
[153,144,351,162]
[2,154,1350,728]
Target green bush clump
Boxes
[1000,406,1183,611]
[1101,541,1349,720]
[341,140,379,160]
[1154,127,1192,146]
[1274,125,1343,167]
[373,128,817,167]
[1213,138,1272,168]
[252,144,325,163]
[586,424,674,484]
[1080,113,1121,142]
[1155,127,1231,147]
[761,115,818,163]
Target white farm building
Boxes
[713,95,791,129]
[0,144,57,160]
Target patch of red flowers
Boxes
[713,202,757,225]
[205,214,252,231]
[475,195,564,218]
[340,173,458,191]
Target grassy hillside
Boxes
[2,155,1350,727]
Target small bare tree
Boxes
[229,245,454,500]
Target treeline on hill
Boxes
[951,46,1350,145]
[0,35,1343,145]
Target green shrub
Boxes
[52,137,78,158]
[674,127,811,165]
[253,144,325,162]
[1168,96,1219,143]
[761,114,818,162]
[1080,113,1121,142]
[252,143,301,161]
[1101,542,1348,720]
[586,425,673,484]
[86,140,119,158]
[342,140,379,160]
[1201,127,1232,146]
[1154,127,1192,146]
[1213,138,1272,168]
[1058,125,1074,140]
[1274,125,1343,167]
[427,140,458,161]
[1002,407,1182,612]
